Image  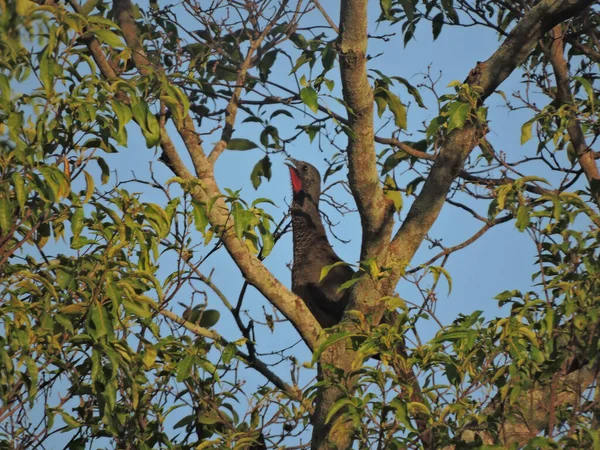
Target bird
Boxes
[285,158,355,328]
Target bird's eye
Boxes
[302,165,308,172]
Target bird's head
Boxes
[285,158,321,207]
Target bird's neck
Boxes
[290,200,328,255]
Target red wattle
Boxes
[289,167,302,193]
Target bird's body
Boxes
[286,158,354,327]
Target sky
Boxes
[16,0,574,446]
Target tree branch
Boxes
[389,0,595,270]
[339,0,394,261]
[547,24,600,209]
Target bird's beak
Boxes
[284,157,299,170]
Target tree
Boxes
[0,0,598,448]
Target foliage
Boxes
[0,0,598,449]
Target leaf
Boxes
[336,277,360,294]
[226,138,258,151]
[270,109,293,120]
[312,331,361,364]
[89,301,113,339]
[407,402,430,416]
[176,355,194,382]
[320,261,350,282]
[391,398,416,432]
[96,157,110,184]
[199,309,220,328]
[83,170,94,203]
[39,50,54,95]
[192,201,209,234]
[385,90,407,129]
[94,29,124,48]
[447,101,470,133]
[12,172,26,210]
[250,155,272,189]
[300,86,319,113]
[516,205,531,231]
[258,49,278,81]
[231,203,247,240]
[432,13,444,40]
[428,266,453,294]
[574,76,594,112]
[0,192,13,233]
[383,175,403,212]
[521,120,534,145]
[392,76,426,108]
[325,398,353,424]
[71,207,84,239]
[322,44,336,71]
[144,107,160,147]
[380,0,392,17]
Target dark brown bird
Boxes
[285,158,354,328]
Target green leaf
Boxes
[270,109,293,120]
[383,175,403,212]
[226,138,258,151]
[312,331,361,364]
[89,301,113,339]
[96,157,110,184]
[447,101,470,133]
[391,398,416,432]
[385,90,407,129]
[192,201,209,234]
[336,277,360,294]
[375,95,387,118]
[258,49,278,81]
[325,398,353,424]
[12,172,26,210]
[94,29,124,48]
[320,261,350,282]
[176,355,194,382]
[574,76,594,112]
[39,50,55,95]
[199,309,220,328]
[300,86,319,113]
[71,207,84,239]
[516,205,531,231]
[260,228,274,258]
[0,192,13,233]
[392,76,426,108]
[380,0,392,17]
[407,402,430,416]
[83,170,94,204]
[231,203,247,239]
[428,266,453,294]
[432,13,444,40]
[250,155,272,189]
[521,120,534,145]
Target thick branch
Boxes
[548,24,600,209]
[339,0,394,261]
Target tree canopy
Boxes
[0,0,599,449]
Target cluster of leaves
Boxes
[0,3,298,449]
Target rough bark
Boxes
[339,0,395,262]
[548,24,600,209]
